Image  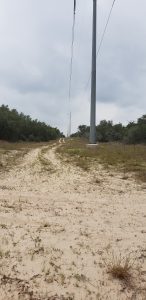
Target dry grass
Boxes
[38,147,55,173]
[57,138,146,182]
[0,148,28,172]
[0,141,50,172]
[105,252,140,291]
[0,141,49,151]
[107,256,133,282]
[105,253,146,299]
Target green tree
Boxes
[0,105,63,142]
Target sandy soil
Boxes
[0,141,146,300]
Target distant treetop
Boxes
[71,115,146,144]
[0,105,64,142]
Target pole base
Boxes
[86,143,98,148]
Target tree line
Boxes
[0,105,63,142]
[71,115,146,144]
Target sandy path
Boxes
[0,141,146,300]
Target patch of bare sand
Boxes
[0,142,146,300]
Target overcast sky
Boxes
[0,0,145,134]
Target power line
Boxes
[67,0,77,137]
[85,0,117,90]
[67,0,116,136]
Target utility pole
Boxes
[89,0,97,144]
[69,112,71,137]
[67,112,72,138]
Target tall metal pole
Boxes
[89,0,97,144]
[69,112,71,137]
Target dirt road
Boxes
[0,141,146,299]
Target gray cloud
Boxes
[0,0,145,133]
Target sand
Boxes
[0,141,146,300]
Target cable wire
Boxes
[85,0,116,90]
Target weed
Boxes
[0,249,10,259]
[30,246,44,260]
[95,178,102,184]
[80,230,91,238]
[0,250,3,258]
[0,224,7,229]
[60,273,65,285]
[45,275,54,284]
[106,254,135,285]
[121,175,129,180]
[74,273,87,282]
[43,222,51,228]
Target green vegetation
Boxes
[72,115,146,144]
[57,138,146,182]
[0,105,63,142]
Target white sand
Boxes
[0,141,146,300]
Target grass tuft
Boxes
[106,254,135,285]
